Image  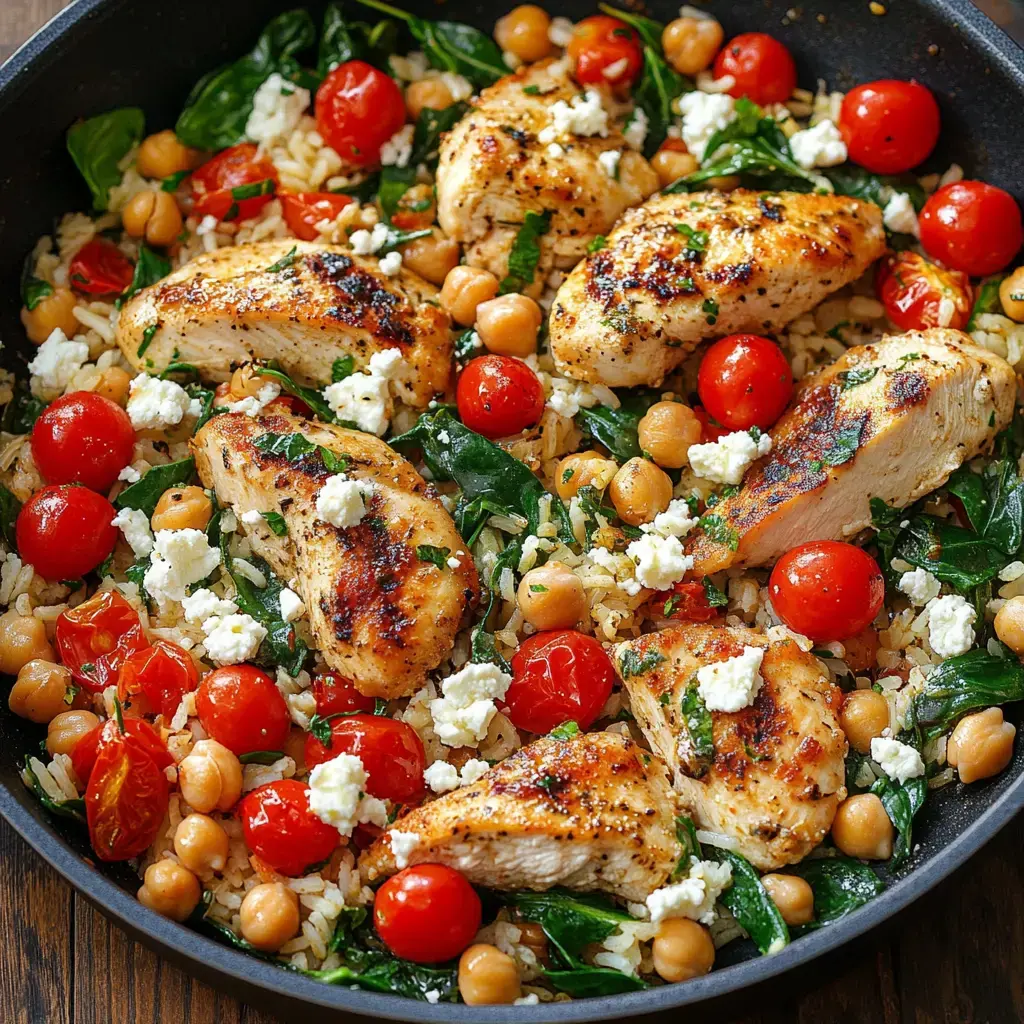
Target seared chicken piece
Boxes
[549,189,886,386]
[360,732,680,901]
[617,624,846,870]
[116,239,452,407]
[436,60,659,296]
[687,329,1015,575]
[192,409,478,698]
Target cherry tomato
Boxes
[876,250,972,332]
[374,864,482,963]
[312,672,376,716]
[71,716,173,787]
[196,665,291,755]
[265,394,314,418]
[502,630,616,734]
[280,191,355,241]
[68,238,135,296]
[567,15,643,88]
[31,392,135,492]
[315,61,407,167]
[191,143,278,223]
[56,589,147,692]
[117,639,199,719]
[713,33,797,105]
[16,485,118,581]
[304,715,425,805]
[919,181,1024,277]
[239,779,340,876]
[693,406,729,443]
[768,541,884,643]
[456,355,545,439]
[85,719,170,861]
[839,80,940,175]
[697,334,793,431]
[656,581,719,623]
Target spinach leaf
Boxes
[787,858,884,929]
[118,245,170,308]
[500,210,552,294]
[261,511,288,536]
[822,165,926,211]
[837,367,879,391]
[871,774,927,869]
[549,720,580,740]
[318,3,397,75]
[574,388,663,462]
[115,457,196,518]
[470,541,517,674]
[252,432,349,473]
[308,949,458,1001]
[66,108,145,211]
[416,544,451,569]
[238,749,285,765]
[968,274,1008,330]
[331,355,355,382]
[454,328,483,362]
[1,388,46,435]
[617,648,665,679]
[675,814,702,865]
[712,849,789,956]
[331,173,381,203]
[0,484,21,551]
[890,514,1006,591]
[947,440,1024,556]
[679,681,714,778]
[158,362,200,382]
[541,966,646,996]
[327,906,369,953]
[20,252,52,311]
[703,576,728,607]
[23,756,86,824]
[254,364,337,422]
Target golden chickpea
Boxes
[392,183,437,232]
[637,401,702,469]
[404,78,456,121]
[93,366,132,406]
[136,130,201,180]
[662,16,725,76]
[440,265,500,326]
[137,859,201,922]
[707,175,742,192]
[400,229,461,286]
[151,486,213,533]
[121,190,184,248]
[947,707,1016,784]
[999,267,1024,322]
[651,918,715,983]
[20,286,79,345]
[458,943,522,1005]
[842,625,879,674]
[0,611,55,676]
[651,146,700,189]
[608,457,673,526]
[761,873,815,927]
[174,813,231,874]
[495,5,553,63]
[555,450,619,500]
[517,562,587,630]
[9,660,72,724]
[475,293,543,358]
[994,595,1024,654]
[239,882,300,952]
[831,793,894,860]
[178,739,243,813]
[46,709,101,757]
[839,689,890,755]
[516,922,549,966]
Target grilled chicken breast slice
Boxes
[549,189,886,386]
[191,409,479,698]
[360,732,680,901]
[436,60,659,296]
[687,328,1015,575]
[116,239,452,407]
[616,624,846,870]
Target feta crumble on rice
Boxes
[279,586,305,622]
[322,348,404,435]
[598,149,622,178]
[428,662,512,747]
[349,221,391,255]
[642,499,699,540]
[677,91,735,160]
[871,736,926,784]
[126,376,202,431]
[118,465,141,484]
[245,73,310,144]
[882,192,920,237]
[423,757,491,793]
[201,613,268,665]
[696,645,764,712]
[788,118,847,169]
[181,587,238,623]
[380,124,415,168]
[111,508,154,559]
[623,107,649,151]
[378,251,402,277]
[389,829,420,868]
[898,567,941,607]
[28,329,89,399]
[688,430,772,485]
[537,89,609,144]
[926,593,976,657]
[315,475,375,529]
[625,533,694,591]
[143,529,222,606]
[308,753,388,836]
[224,382,281,416]
[646,859,733,924]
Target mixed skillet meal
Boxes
[6,0,1024,1004]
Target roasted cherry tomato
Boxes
[31,392,135,492]
[196,665,291,755]
[502,629,616,734]
[280,191,355,241]
[68,238,135,296]
[693,406,729,443]
[768,541,884,643]
[315,61,407,167]
[839,80,940,175]
[567,15,643,88]
[17,485,118,581]
[919,181,1024,277]
[84,719,170,861]
[374,864,482,964]
[655,580,719,623]
[56,589,147,692]
[712,33,797,105]
[876,250,972,332]
[304,715,425,805]
[71,716,173,787]
[456,354,545,439]
[239,779,340,877]
[312,672,376,716]
[697,334,793,431]
[116,639,199,719]
[191,143,278,223]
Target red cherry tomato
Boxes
[71,716,173,787]
[502,630,616,734]
[315,61,407,167]
[304,715,425,805]
[374,864,482,963]
[16,485,118,581]
[567,15,643,88]
[876,250,972,332]
[456,355,545,439]
[56,589,147,692]
[839,80,940,175]
[280,192,355,241]
[116,639,199,719]
[656,581,719,623]
[697,334,793,431]
[239,779,340,876]
[768,541,884,643]
[195,665,290,755]
[31,392,135,492]
[713,33,797,105]
[68,238,135,296]
[693,406,729,443]
[919,181,1024,277]
[191,143,278,223]
[312,672,376,716]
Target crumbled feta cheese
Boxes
[598,149,622,179]
[926,594,976,657]
[788,118,848,169]
[646,859,733,924]
[440,72,473,102]
[143,529,222,606]
[871,736,926,784]
[240,510,264,526]
[111,508,154,559]
[349,221,391,256]
[28,329,89,399]
[688,429,772,485]
[380,124,415,168]
[224,382,281,417]
[323,350,404,435]
[429,662,512,747]
[1000,560,1024,582]
[308,753,388,836]
[882,192,920,237]
[388,829,420,868]
[538,89,609,144]
[378,251,402,277]
[181,587,238,624]
[126,376,196,431]
[677,91,735,160]
[118,465,141,484]
[279,586,305,622]
[696,645,764,712]
[423,760,460,793]
[623,106,649,151]
[625,533,693,591]
[315,475,375,529]
[459,758,490,785]
[245,72,310,143]
[367,348,405,379]
[202,613,268,666]
[548,16,574,46]
[898,567,941,607]
[643,499,698,540]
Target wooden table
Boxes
[3,1,1024,1021]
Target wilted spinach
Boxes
[967,274,1008,330]
[947,433,1024,557]
[890,514,1007,592]
[21,251,53,311]
[318,2,397,75]
[23,756,86,823]
[871,773,927,870]
[678,682,714,777]
[117,245,170,308]
[712,849,789,956]
[500,209,552,294]
[0,485,21,551]
[574,388,662,462]
[115,457,196,518]
[787,857,884,929]
[66,107,145,211]
[254,364,337,422]
[1,388,45,435]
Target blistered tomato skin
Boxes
[697,334,794,431]
[196,665,291,755]
[456,355,545,439]
[567,15,643,88]
[280,192,354,241]
[839,80,940,175]
[117,639,199,718]
[190,143,278,222]
[68,238,135,296]
[312,672,376,716]
[56,589,148,692]
[657,581,719,623]
[876,251,972,332]
[712,33,797,105]
[72,717,174,787]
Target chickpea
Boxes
[517,562,587,630]
[93,366,132,406]
[999,267,1024,322]
[178,739,243,813]
[440,265,500,326]
[831,793,894,860]
[239,882,300,952]
[662,16,725,76]
[137,859,201,922]
[151,485,213,533]
[608,457,673,526]
[994,595,1024,654]
[405,79,456,121]
[555,450,619,500]
[174,813,231,874]
[227,364,266,402]
[761,873,815,926]
[136,130,201,180]
[9,660,72,724]
[0,610,55,676]
[400,229,461,286]
[475,293,543,358]
[947,707,1016,784]
[651,918,715,983]
[637,401,702,469]
[46,709,101,757]
[20,286,79,345]
[651,146,700,189]
[516,922,549,966]
[458,943,522,1005]
[842,626,879,674]
[839,689,890,755]
[121,190,184,248]
[495,5,553,63]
